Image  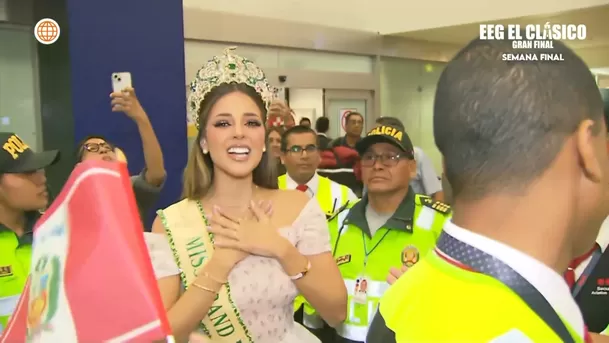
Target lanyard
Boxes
[436,232,575,343]
[571,248,603,298]
[362,230,390,267]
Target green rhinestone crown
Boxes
[187,47,278,129]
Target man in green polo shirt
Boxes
[0,132,59,334]
[322,124,450,343]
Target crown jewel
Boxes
[187,47,278,129]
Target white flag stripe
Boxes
[104,319,162,343]
[62,168,121,203]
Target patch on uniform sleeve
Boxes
[335,254,351,266]
[0,265,13,277]
[423,200,451,214]
[489,329,534,343]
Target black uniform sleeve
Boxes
[366,310,396,343]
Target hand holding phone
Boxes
[110,72,146,121]
[111,72,132,93]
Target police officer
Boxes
[277,125,357,337]
[0,132,59,333]
[323,124,450,343]
[372,117,444,202]
[376,38,607,342]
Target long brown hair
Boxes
[182,83,278,199]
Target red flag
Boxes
[1,160,172,342]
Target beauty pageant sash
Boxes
[159,199,254,343]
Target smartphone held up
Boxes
[111,72,132,93]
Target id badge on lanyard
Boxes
[353,257,369,305]
[351,230,390,324]
[352,257,370,324]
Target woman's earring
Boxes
[202,148,208,154]
[263,146,266,153]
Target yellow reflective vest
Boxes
[325,191,450,341]
[380,251,584,342]
[0,229,33,333]
[278,173,354,325]
[277,174,351,218]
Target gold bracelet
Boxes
[203,271,227,285]
[190,282,217,294]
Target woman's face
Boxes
[203,91,265,179]
[268,131,282,158]
[80,138,117,162]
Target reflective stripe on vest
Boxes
[280,174,350,324]
[319,176,348,215]
[300,176,346,324]
[277,174,348,217]
[331,196,449,342]
[335,278,389,341]
[0,231,31,332]
[0,294,20,317]
[337,324,369,342]
[303,312,324,329]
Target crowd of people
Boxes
[2,37,609,343]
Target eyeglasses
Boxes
[83,142,114,153]
[285,144,318,155]
[361,152,408,167]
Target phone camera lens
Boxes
[113,74,118,79]
[117,78,121,82]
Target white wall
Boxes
[183,0,609,35]
[289,88,324,127]
[380,58,445,173]
[0,28,41,150]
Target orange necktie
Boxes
[296,184,308,192]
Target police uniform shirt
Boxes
[445,221,586,340]
[364,204,393,237]
[284,172,358,201]
[0,211,39,334]
[0,211,39,246]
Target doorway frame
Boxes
[324,89,375,136]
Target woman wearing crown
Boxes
[146,48,347,343]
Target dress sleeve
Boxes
[294,198,332,256]
[143,232,180,279]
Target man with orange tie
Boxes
[277,125,357,339]
[570,89,609,338]
[278,125,357,215]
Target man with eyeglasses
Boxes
[75,88,166,227]
[0,132,60,334]
[309,124,451,343]
[277,125,357,339]
[374,117,444,202]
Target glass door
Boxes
[324,89,374,140]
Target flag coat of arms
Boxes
[0,161,172,342]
